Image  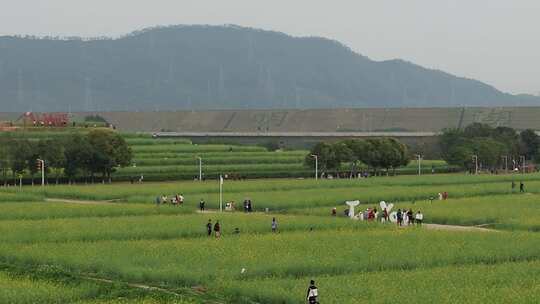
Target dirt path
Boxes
[81,275,225,304]
[45,198,119,205]
[424,223,498,233]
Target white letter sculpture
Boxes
[379,201,396,223]
[346,200,360,219]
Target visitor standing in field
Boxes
[243,199,249,213]
[248,200,253,212]
[199,199,205,212]
[397,209,403,227]
[271,217,278,233]
[415,211,423,226]
[407,209,414,225]
[520,181,525,193]
[214,221,221,238]
[382,208,389,223]
[206,219,212,236]
[306,280,319,304]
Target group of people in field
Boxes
[394,208,423,226]
[155,193,184,206]
[204,217,278,238]
[332,205,424,227]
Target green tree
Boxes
[472,138,508,169]
[9,139,32,183]
[38,138,66,184]
[463,123,494,138]
[0,135,13,185]
[519,129,540,161]
[305,142,340,172]
[64,134,94,183]
[87,130,132,181]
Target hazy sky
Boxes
[1,0,539,95]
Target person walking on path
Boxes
[271,217,278,233]
[206,219,212,236]
[306,280,319,304]
[214,220,221,238]
[199,199,205,212]
[520,181,525,193]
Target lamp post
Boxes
[502,155,508,173]
[37,159,45,186]
[415,154,422,176]
[197,156,202,181]
[472,155,478,175]
[310,154,318,180]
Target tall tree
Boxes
[87,129,132,181]
[519,129,540,161]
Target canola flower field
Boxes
[1,172,540,303]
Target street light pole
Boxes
[197,157,202,181]
[311,154,318,180]
[472,155,478,175]
[415,154,422,176]
[37,159,45,187]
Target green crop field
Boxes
[1,171,540,303]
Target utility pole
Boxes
[311,154,318,180]
[219,175,223,212]
[197,157,202,181]
[502,155,508,173]
[415,154,422,175]
[472,155,478,175]
[37,159,45,186]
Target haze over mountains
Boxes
[0,25,538,112]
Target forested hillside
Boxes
[0,25,537,112]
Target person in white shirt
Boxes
[415,211,424,226]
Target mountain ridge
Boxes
[0,24,538,112]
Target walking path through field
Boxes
[45,198,119,205]
[424,223,498,233]
[44,199,499,233]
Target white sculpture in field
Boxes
[345,200,360,219]
[379,201,397,223]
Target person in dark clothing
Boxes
[397,209,403,227]
[206,220,212,236]
[243,200,249,213]
[520,181,525,193]
[247,200,253,212]
[199,199,205,212]
[306,280,319,304]
[214,221,221,238]
[407,209,414,225]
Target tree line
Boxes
[439,123,540,171]
[305,138,409,175]
[0,130,132,185]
